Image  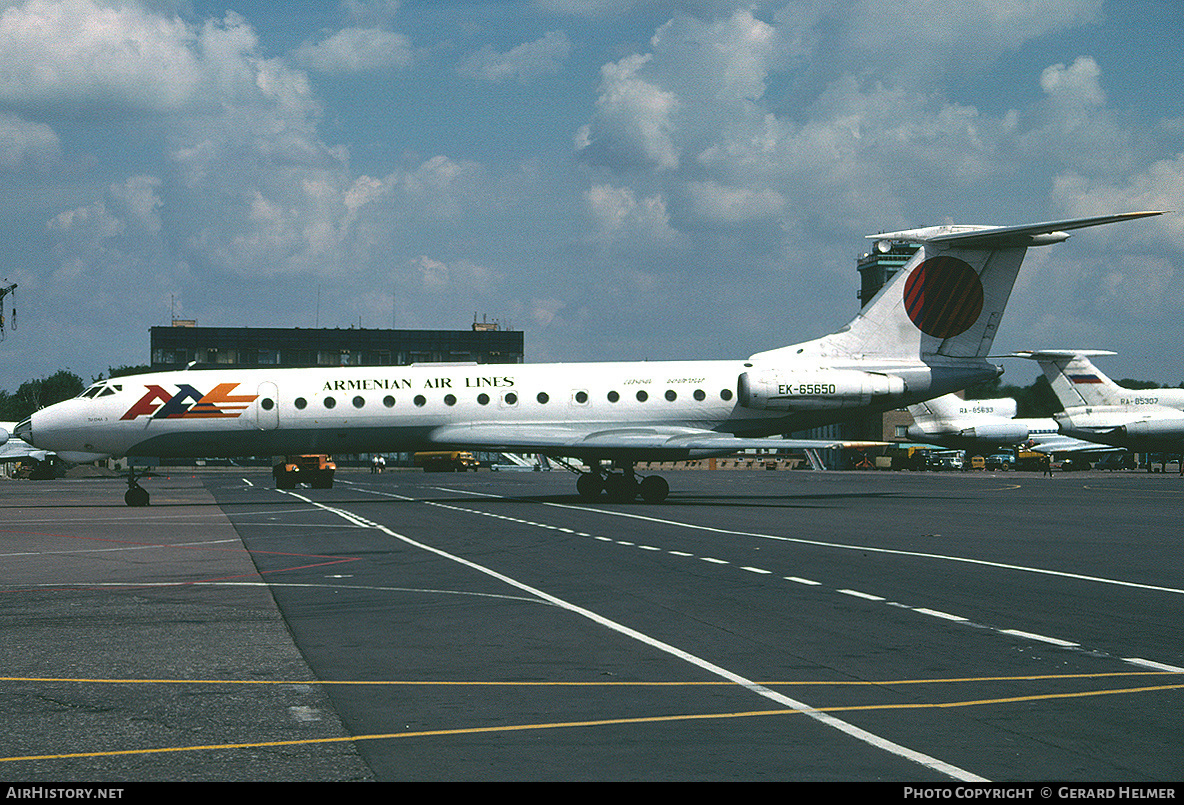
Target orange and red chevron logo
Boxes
[121,383,258,421]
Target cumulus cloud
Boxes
[0,113,60,168]
[585,183,678,243]
[292,27,413,74]
[827,0,1105,86]
[577,53,681,171]
[459,30,572,83]
[1041,56,1106,108]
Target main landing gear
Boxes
[575,462,669,504]
[124,466,149,507]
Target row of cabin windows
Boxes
[286,388,736,410]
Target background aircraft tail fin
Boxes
[907,393,966,424]
[1007,350,1121,409]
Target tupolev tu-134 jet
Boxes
[18,211,1162,506]
[1012,349,1184,465]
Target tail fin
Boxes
[753,212,1163,363]
[907,393,967,425]
[1008,350,1121,408]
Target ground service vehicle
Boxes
[415,451,479,472]
[274,455,335,489]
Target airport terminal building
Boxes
[150,321,524,371]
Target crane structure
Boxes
[0,281,14,340]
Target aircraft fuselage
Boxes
[23,357,991,461]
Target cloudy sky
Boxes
[2,0,1182,390]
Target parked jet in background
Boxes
[18,212,1162,505]
[0,421,49,464]
[906,393,1117,454]
[1013,350,1184,468]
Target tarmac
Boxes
[1,467,1181,783]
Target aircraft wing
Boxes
[1025,435,1123,455]
[428,423,882,458]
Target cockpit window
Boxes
[79,382,122,399]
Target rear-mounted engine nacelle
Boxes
[1120,417,1184,440]
[737,368,906,411]
[955,422,1030,444]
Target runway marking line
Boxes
[3,679,1182,765]
[3,670,1180,686]
[411,486,1184,670]
[275,489,989,782]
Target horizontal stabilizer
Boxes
[1005,350,1118,361]
[870,211,1164,248]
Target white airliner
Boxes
[906,393,1117,455]
[18,211,1162,506]
[0,421,49,464]
[1012,350,1184,463]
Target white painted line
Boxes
[785,576,820,586]
[1122,658,1184,672]
[838,589,886,601]
[701,557,729,565]
[638,545,661,551]
[1001,629,1079,647]
[281,490,987,783]
[669,551,694,557]
[914,608,968,622]
[741,566,771,575]
[542,503,1184,596]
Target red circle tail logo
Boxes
[902,256,984,339]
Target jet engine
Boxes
[1119,417,1184,440]
[738,368,906,411]
[951,422,1031,444]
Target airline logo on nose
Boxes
[121,383,258,420]
[903,256,984,339]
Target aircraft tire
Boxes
[125,486,149,507]
[576,473,603,500]
[603,473,637,503]
[638,475,669,504]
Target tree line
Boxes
[0,366,149,422]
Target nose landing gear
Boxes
[124,466,149,507]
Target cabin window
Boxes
[537,392,549,404]
[353,396,365,408]
[573,390,588,404]
[665,390,677,402]
[477,393,490,405]
[720,389,734,401]
[414,395,427,407]
[295,397,307,410]
[444,394,457,406]
[636,390,648,402]
[693,389,706,401]
[324,396,336,409]
[383,396,395,408]
[504,392,518,405]
[261,398,275,411]
[607,390,620,402]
